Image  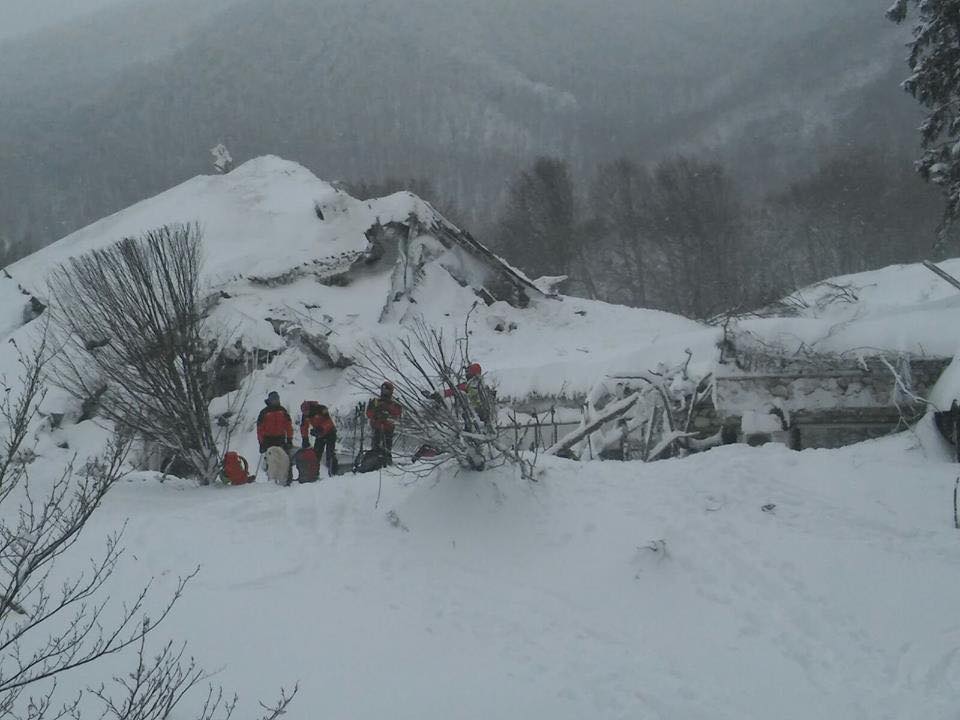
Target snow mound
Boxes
[51,435,960,719]
[739,260,960,358]
[6,156,441,292]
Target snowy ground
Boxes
[6,156,960,718]
[48,417,960,720]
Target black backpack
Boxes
[353,448,389,474]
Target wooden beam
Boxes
[923,260,960,292]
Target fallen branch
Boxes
[546,393,640,456]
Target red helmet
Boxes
[466,363,482,378]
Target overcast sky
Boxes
[0,0,126,42]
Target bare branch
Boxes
[46,224,223,482]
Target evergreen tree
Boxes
[888,0,960,231]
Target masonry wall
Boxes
[713,356,950,450]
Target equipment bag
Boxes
[221,452,251,485]
[294,447,321,482]
[353,448,388,474]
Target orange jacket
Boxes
[301,413,336,441]
[257,405,293,445]
[366,397,402,431]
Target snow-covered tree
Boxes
[210,142,233,174]
[888,0,960,230]
[351,318,535,480]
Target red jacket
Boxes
[301,413,335,441]
[443,382,468,398]
[366,397,402,431]
[444,377,483,400]
[257,406,293,445]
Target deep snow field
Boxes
[5,156,960,718]
[48,417,960,720]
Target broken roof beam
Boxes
[922,260,960,292]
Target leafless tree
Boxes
[88,635,298,720]
[351,318,534,480]
[46,224,222,483]
[0,331,296,719]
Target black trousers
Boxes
[313,430,338,473]
[260,435,289,453]
[372,426,394,455]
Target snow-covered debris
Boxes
[741,260,960,357]
[3,157,717,421]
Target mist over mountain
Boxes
[0,0,929,257]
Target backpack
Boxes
[412,444,441,462]
[353,448,388,474]
[294,447,321,482]
[221,452,251,485]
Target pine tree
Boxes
[888,0,960,230]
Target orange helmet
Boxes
[466,363,482,378]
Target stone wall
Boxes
[714,355,951,450]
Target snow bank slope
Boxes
[6,156,419,290]
[739,260,960,357]
[64,429,960,719]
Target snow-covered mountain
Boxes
[4,158,960,718]
[0,0,922,253]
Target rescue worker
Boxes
[300,402,338,474]
[256,391,294,453]
[366,381,402,463]
[443,362,489,423]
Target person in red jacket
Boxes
[256,391,293,453]
[434,362,490,425]
[366,381,402,463]
[300,402,338,474]
[442,362,483,398]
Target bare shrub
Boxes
[47,224,222,483]
[0,330,295,719]
[351,318,534,480]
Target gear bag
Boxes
[353,448,389,474]
[221,452,251,485]
[294,447,321,482]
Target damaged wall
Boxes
[714,355,951,449]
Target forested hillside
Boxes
[0,0,943,316]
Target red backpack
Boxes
[294,447,320,482]
[222,452,251,485]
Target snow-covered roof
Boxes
[729,261,960,361]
